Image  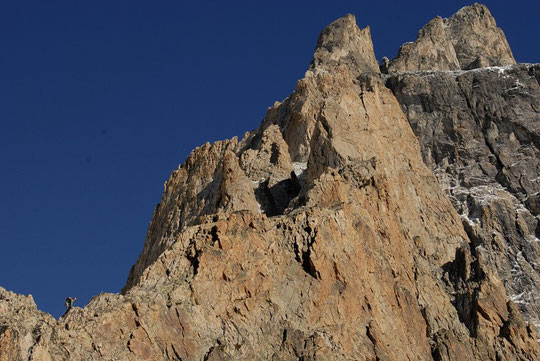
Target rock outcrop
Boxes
[2,5,539,361]
[383,4,515,73]
[383,2,540,341]
[386,62,540,336]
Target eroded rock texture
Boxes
[386,63,540,337]
[383,3,540,340]
[1,4,539,361]
[382,4,515,73]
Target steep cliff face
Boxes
[1,5,540,361]
[387,62,540,340]
[384,5,540,339]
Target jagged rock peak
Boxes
[312,14,380,74]
[384,3,516,73]
[2,8,540,361]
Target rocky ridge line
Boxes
[1,5,539,361]
[381,3,515,73]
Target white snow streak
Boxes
[293,162,308,177]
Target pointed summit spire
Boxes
[312,14,380,74]
[448,3,515,69]
[386,3,516,73]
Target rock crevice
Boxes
[1,4,539,360]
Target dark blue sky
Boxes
[1,1,538,318]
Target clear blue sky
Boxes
[1,1,538,318]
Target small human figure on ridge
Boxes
[65,297,77,311]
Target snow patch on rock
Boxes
[293,162,308,177]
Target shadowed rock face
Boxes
[386,62,540,340]
[1,5,540,361]
[382,2,540,340]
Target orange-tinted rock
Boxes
[1,4,538,361]
[385,4,515,73]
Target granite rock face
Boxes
[386,62,540,339]
[383,0,540,345]
[2,5,540,361]
[383,4,515,73]
[383,3,540,339]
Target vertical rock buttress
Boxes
[1,5,539,361]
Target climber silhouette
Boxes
[61,297,77,317]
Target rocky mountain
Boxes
[381,3,515,73]
[1,4,539,361]
[383,2,540,342]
